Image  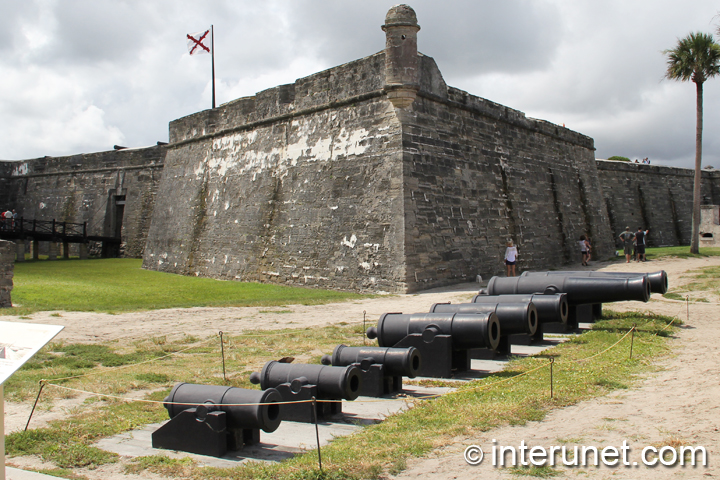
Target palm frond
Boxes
[664,32,720,83]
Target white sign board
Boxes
[0,321,64,385]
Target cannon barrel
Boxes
[366,312,501,351]
[163,383,282,433]
[520,270,668,294]
[249,361,361,401]
[429,302,538,336]
[471,293,568,325]
[321,345,421,378]
[484,275,650,305]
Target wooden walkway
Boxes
[0,218,121,260]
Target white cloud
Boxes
[1,0,720,170]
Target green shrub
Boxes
[607,156,631,162]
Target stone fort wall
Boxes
[597,160,720,247]
[401,56,613,289]
[0,147,165,258]
[143,52,409,292]
[0,240,13,307]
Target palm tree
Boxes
[664,32,720,254]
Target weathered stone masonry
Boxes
[144,52,407,292]
[0,240,13,307]
[0,147,165,258]
[597,160,720,247]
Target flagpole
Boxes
[211,25,216,109]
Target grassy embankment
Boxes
[2,258,367,315]
[2,254,697,479]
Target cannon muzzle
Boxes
[250,361,361,401]
[321,345,421,378]
[162,382,282,433]
[429,302,538,336]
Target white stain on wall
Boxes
[341,234,357,248]
[199,116,375,182]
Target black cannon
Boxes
[321,345,421,397]
[429,302,537,354]
[481,275,650,325]
[152,383,282,457]
[366,312,500,378]
[249,361,361,422]
[520,270,668,294]
[471,293,569,326]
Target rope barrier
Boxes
[24,308,677,430]
[570,327,635,364]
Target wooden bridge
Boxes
[0,218,121,261]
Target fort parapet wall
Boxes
[144,53,408,291]
[0,147,165,258]
[400,56,613,288]
[142,43,612,292]
[596,160,720,247]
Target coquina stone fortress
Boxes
[2,5,719,293]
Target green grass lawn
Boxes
[645,245,720,260]
[4,258,368,314]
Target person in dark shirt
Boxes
[618,226,634,263]
[634,227,649,262]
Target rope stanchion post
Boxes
[549,358,554,399]
[219,331,227,383]
[312,396,323,472]
[25,381,46,431]
[686,295,689,324]
[363,310,367,345]
[629,325,636,359]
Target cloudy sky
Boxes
[2,0,720,169]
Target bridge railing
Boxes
[2,218,88,238]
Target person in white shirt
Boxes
[504,240,518,277]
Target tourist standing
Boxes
[579,234,591,266]
[618,226,634,263]
[504,240,518,277]
[634,227,649,262]
[2,209,12,231]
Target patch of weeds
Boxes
[594,310,680,336]
[404,379,461,388]
[135,372,170,383]
[44,444,118,469]
[663,292,684,301]
[258,309,293,314]
[179,334,200,344]
[125,455,197,476]
[388,457,407,475]
[33,468,88,480]
[595,378,628,389]
[556,437,584,444]
[509,465,562,477]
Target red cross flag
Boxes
[187,28,212,55]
